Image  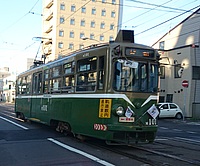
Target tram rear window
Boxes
[125,48,154,58]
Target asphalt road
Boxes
[0,102,200,166]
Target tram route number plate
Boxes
[119,117,135,122]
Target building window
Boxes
[60,4,65,10]
[80,32,85,39]
[109,36,114,41]
[100,22,105,29]
[80,44,84,49]
[100,35,104,41]
[101,9,106,16]
[159,41,165,50]
[192,66,200,80]
[102,0,106,3]
[81,7,86,13]
[90,34,94,40]
[58,42,63,49]
[80,20,85,26]
[92,8,96,15]
[92,0,96,2]
[112,0,116,4]
[174,64,182,78]
[159,96,165,103]
[59,30,64,37]
[111,11,115,18]
[91,21,95,28]
[60,17,65,24]
[110,24,114,30]
[71,5,76,12]
[70,18,75,25]
[160,66,165,79]
[166,94,173,103]
[70,31,74,38]
[69,43,74,50]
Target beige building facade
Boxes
[152,8,200,118]
[42,0,123,62]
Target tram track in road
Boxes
[85,138,200,166]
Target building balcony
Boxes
[45,25,53,33]
[45,0,53,9]
[45,11,53,21]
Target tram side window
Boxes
[17,75,31,95]
[76,57,97,91]
[17,78,22,95]
[77,72,97,91]
[33,72,42,94]
[50,66,62,93]
[50,78,62,92]
[98,56,104,90]
[26,75,31,94]
[64,62,75,74]
[43,69,49,93]
[62,62,75,93]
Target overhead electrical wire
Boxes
[135,5,200,36]
[0,0,41,35]
[58,0,200,55]
[127,0,196,13]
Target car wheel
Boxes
[175,113,183,119]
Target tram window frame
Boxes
[97,56,105,90]
[43,69,49,94]
[50,65,63,93]
[32,72,42,94]
[64,62,75,74]
[16,77,22,95]
[50,78,62,92]
[76,56,97,92]
[17,75,32,95]
[62,61,75,93]
[51,65,62,77]
[26,75,32,94]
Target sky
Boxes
[0,0,199,74]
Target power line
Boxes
[135,5,200,36]
[131,0,199,29]
[0,0,41,35]
[127,0,194,13]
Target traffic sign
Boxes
[182,80,189,88]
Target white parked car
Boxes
[157,103,183,119]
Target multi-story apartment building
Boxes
[42,0,123,62]
[152,8,200,118]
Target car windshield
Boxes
[113,60,158,92]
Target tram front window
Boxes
[113,60,158,92]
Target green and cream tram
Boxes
[15,30,159,145]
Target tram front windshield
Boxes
[113,60,158,92]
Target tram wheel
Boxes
[16,112,25,120]
[56,121,71,135]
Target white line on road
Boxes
[48,138,115,166]
[175,137,200,144]
[0,116,28,130]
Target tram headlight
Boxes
[116,106,124,116]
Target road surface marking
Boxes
[48,138,115,166]
[175,137,200,144]
[0,116,28,130]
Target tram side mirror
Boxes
[112,45,121,56]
